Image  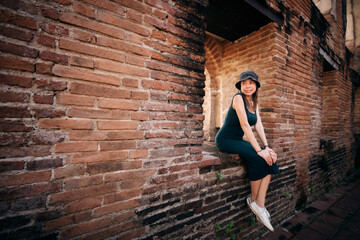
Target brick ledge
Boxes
[200,141,245,174]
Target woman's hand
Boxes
[257,149,273,166]
[267,148,277,164]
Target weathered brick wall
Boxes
[264,0,356,205]
[0,0,358,240]
[203,35,222,141]
[0,0,209,239]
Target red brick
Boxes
[54,0,71,5]
[67,108,130,120]
[73,1,95,18]
[152,30,166,41]
[87,160,142,175]
[61,216,112,239]
[72,151,128,164]
[113,0,151,14]
[49,183,116,204]
[104,169,155,182]
[0,56,34,72]
[131,91,148,100]
[0,145,50,159]
[39,119,93,130]
[169,93,202,103]
[146,61,189,77]
[104,188,141,204]
[59,12,125,39]
[0,1,38,15]
[97,35,150,56]
[142,184,166,195]
[55,141,98,153]
[0,73,32,88]
[141,102,186,112]
[70,82,131,99]
[0,171,51,187]
[150,91,168,101]
[188,105,203,113]
[71,29,96,43]
[0,120,32,132]
[97,120,137,130]
[126,8,142,23]
[0,10,37,30]
[69,56,94,68]
[142,79,187,93]
[64,197,102,214]
[53,64,120,86]
[116,227,145,240]
[0,25,33,41]
[119,178,146,190]
[0,89,30,103]
[96,11,150,37]
[81,220,139,240]
[39,22,69,36]
[145,15,166,30]
[41,5,58,20]
[79,0,126,15]
[151,51,167,62]
[112,210,135,223]
[54,164,86,179]
[98,99,139,110]
[0,132,29,146]
[94,59,149,77]
[56,94,95,107]
[37,34,56,48]
[40,51,68,64]
[26,158,63,170]
[34,79,67,91]
[59,38,124,62]
[33,108,66,118]
[131,112,148,121]
[99,140,136,151]
[125,55,145,67]
[0,160,24,173]
[107,130,144,140]
[33,94,53,104]
[69,130,106,141]
[93,198,141,217]
[45,215,74,231]
[129,149,148,159]
[122,78,139,88]
[1,182,60,201]
[63,175,103,190]
[125,55,147,67]
[36,63,52,74]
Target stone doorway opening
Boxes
[203,0,282,143]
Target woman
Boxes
[215,70,279,231]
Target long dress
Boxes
[215,93,280,181]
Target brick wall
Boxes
[0,0,359,240]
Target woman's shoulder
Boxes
[233,92,244,102]
[232,93,245,109]
[233,92,243,98]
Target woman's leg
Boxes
[250,179,261,201]
[255,174,271,208]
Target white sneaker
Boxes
[247,196,271,220]
[250,202,274,232]
[265,208,271,220]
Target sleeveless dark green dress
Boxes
[215,93,279,181]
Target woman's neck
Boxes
[245,95,252,102]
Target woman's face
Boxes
[241,79,257,96]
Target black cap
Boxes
[235,71,260,90]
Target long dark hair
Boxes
[240,89,258,113]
